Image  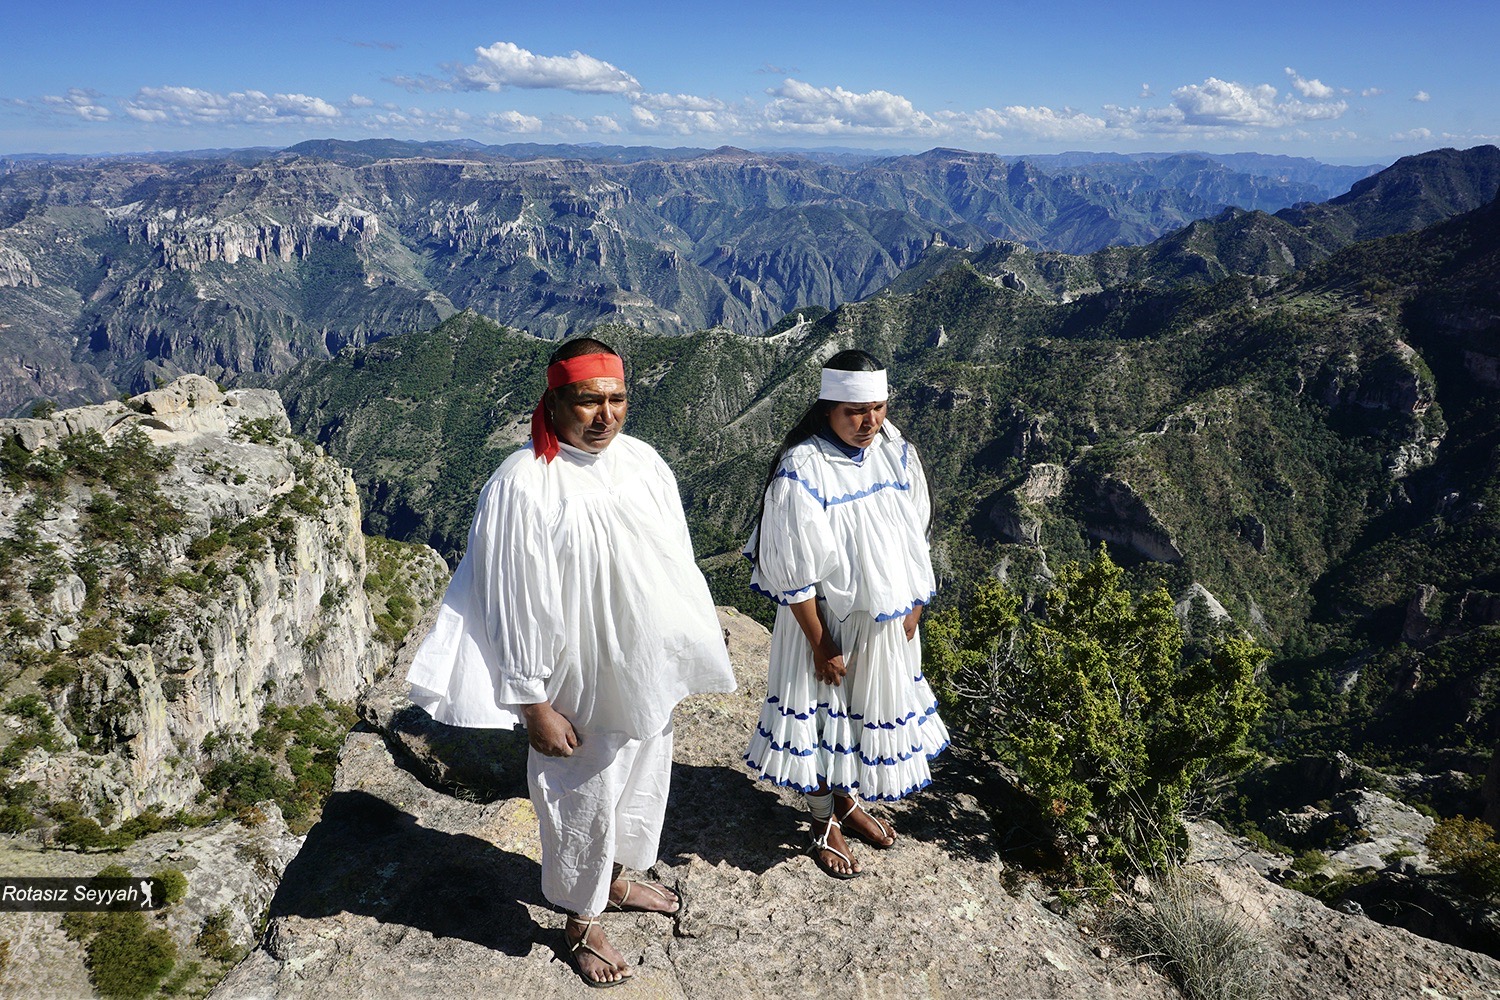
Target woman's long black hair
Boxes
[750,349,885,561]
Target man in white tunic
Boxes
[406,337,735,987]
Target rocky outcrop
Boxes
[0,804,302,999]
[0,244,37,288]
[1402,583,1500,647]
[0,377,447,821]
[124,204,379,271]
[1186,821,1500,997]
[207,609,1500,999]
[1079,473,1184,563]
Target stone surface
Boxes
[1188,821,1500,999]
[0,804,302,999]
[1328,789,1436,870]
[209,610,1500,999]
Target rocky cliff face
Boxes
[0,375,446,823]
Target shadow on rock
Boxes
[660,753,1006,875]
[661,762,809,874]
[361,709,531,804]
[266,789,543,956]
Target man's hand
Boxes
[904,604,924,642]
[522,701,580,757]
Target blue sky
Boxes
[4,0,1494,163]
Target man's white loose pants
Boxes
[527,720,674,916]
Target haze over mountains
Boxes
[0,140,1394,417]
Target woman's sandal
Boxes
[565,915,632,989]
[807,812,863,880]
[835,797,896,849]
[606,874,682,915]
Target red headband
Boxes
[531,352,626,462]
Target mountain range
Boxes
[0,142,1394,417]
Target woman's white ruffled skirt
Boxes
[744,603,949,802]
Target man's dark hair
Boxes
[549,336,619,366]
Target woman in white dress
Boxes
[743,349,948,878]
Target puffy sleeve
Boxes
[470,473,565,704]
[747,465,842,605]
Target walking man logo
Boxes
[139,879,154,909]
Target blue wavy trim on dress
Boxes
[764,696,861,721]
[872,590,937,622]
[862,701,940,730]
[742,753,946,803]
[773,467,911,510]
[748,580,818,607]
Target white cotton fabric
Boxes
[742,422,948,802]
[406,433,736,740]
[819,368,888,402]
[530,721,673,915]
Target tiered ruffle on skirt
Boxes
[744,602,949,802]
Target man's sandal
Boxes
[835,797,896,849]
[565,915,632,989]
[807,812,863,880]
[606,874,682,915]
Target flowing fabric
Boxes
[407,434,735,739]
[743,422,948,802]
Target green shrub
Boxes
[1290,849,1326,875]
[153,868,189,906]
[925,546,1268,885]
[195,908,239,963]
[84,910,177,999]
[117,809,170,840]
[0,806,34,833]
[1426,816,1500,900]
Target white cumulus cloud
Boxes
[763,78,934,134]
[448,41,640,95]
[1170,77,1346,128]
[1412,90,1431,102]
[121,86,342,125]
[348,94,375,108]
[1172,78,1283,126]
[1392,127,1433,141]
[1362,87,1385,98]
[1285,67,1336,100]
[955,105,1111,141]
[483,110,544,132]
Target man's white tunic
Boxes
[407,433,734,737]
[406,433,734,914]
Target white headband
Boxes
[819,368,888,403]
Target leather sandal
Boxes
[835,796,896,849]
[606,874,682,915]
[565,915,632,989]
[807,812,863,880]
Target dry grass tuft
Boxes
[1111,867,1273,1000]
